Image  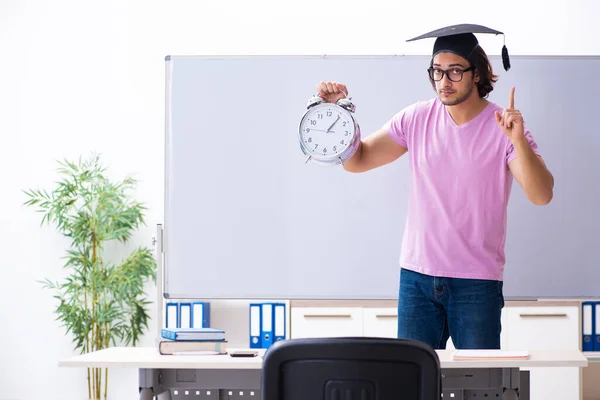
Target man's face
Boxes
[431,52,478,106]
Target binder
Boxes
[161,327,225,341]
[192,302,211,328]
[261,303,274,348]
[595,302,600,351]
[249,302,287,348]
[273,303,286,343]
[249,303,262,348]
[179,302,192,328]
[166,302,178,329]
[582,301,594,351]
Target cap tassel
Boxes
[501,43,511,71]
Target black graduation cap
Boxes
[406,23,511,71]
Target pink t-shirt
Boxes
[382,97,540,281]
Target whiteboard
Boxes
[163,55,600,300]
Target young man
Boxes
[315,24,554,350]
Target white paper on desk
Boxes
[172,351,221,356]
[453,350,529,360]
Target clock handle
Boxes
[306,95,325,109]
[332,88,355,112]
[306,88,349,109]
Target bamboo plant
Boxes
[23,153,156,400]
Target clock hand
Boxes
[309,128,334,133]
[326,116,340,133]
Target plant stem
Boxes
[87,367,92,399]
[85,244,92,399]
[104,321,109,399]
[91,230,98,399]
[104,367,108,400]
[91,367,96,400]
[96,324,101,397]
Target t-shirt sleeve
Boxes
[506,123,541,165]
[381,103,417,149]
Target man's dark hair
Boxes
[428,45,499,98]
[468,45,498,98]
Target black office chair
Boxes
[261,336,441,400]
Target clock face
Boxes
[299,104,355,159]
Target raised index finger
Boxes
[508,86,515,109]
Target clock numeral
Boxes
[323,148,328,154]
[327,111,332,117]
[305,128,310,133]
[345,130,349,136]
[343,121,347,127]
[310,120,316,125]
[308,137,312,143]
[333,146,337,152]
[314,144,319,149]
[317,113,323,119]
[340,140,345,145]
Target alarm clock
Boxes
[297,90,361,166]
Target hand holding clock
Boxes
[316,81,349,104]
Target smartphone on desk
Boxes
[229,350,259,358]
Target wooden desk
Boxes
[60,347,588,400]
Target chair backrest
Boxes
[261,336,441,400]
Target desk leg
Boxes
[139,388,154,400]
[502,368,519,400]
[517,370,530,400]
[157,391,173,400]
[139,368,169,400]
[502,388,518,400]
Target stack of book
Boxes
[156,327,227,355]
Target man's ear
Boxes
[474,68,480,83]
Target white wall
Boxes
[1,1,598,399]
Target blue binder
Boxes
[582,301,594,351]
[249,302,287,348]
[273,303,286,343]
[166,302,178,328]
[192,302,211,328]
[179,302,192,328]
[249,303,262,348]
[161,327,225,341]
[261,303,274,347]
[594,302,600,351]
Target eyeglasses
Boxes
[428,66,475,82]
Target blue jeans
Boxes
[397,268,504,349]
